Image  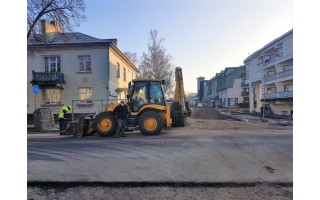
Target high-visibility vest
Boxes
[58,106,71,119]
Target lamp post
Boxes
[263,75,266,119]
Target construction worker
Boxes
[58,105,72,135]
[113,100,129,138]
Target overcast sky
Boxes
[76,0,293,93]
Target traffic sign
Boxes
[33,85,40,94]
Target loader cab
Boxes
[128,80,166,112]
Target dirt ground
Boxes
[27,108,292,200]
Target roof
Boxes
[243,29,293,63]
[27,32,113,46]
[132,78,163,83]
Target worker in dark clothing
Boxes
[113,100,129,137]
[58,105,72,135]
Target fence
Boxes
[71,99,125,121]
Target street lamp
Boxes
[263,75,266,119]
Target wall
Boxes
[270,104,293,116]
[108,47,138,100]
[27,45,109,114]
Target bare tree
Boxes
[123,51,139,67]
[27,0,86,39]
[139,29,175,96]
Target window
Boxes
[78,55,91,72]
[116,63,120,78]
[267,87,276,94]
[45,57,60,72]
[123,67,126,81]
[150,82,164,105]
[284,84,293,92]
[79,88,92,104]
[44,88,62,104]
[131,82,147,112]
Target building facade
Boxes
[215,66,246,108]
[27,20,138,116]
[244,29,293,116]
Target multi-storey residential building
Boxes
[196,66,245,108]
[27,20,138,116]
[244,29,293,116]
[216,66,245,108]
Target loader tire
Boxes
[93,112,117,137]
[138,111,163,135]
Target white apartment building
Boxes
[244,29,293,116]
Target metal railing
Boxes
[264,93,277,99]
[277,69,293,79]
[265,74,277,81]
[263,90,293,99]
[32,71,65,84]
[241,82,249,87]
[278,90,293,98]
[241,92,249,96]
[71,99,124,121]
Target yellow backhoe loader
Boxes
[67,67,191,138]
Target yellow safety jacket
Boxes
[58,105,71,119]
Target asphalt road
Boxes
[28,128,292,183]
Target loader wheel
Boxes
[93,112,117,137]
[138,111,163,135]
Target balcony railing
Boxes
[264,93,277,99]
[277,69,293,79]
[241,92,249,96]
[31,71,66,85]
[278,90,293,98]
[241,82,249,87]
[263,90,293,99]
[265,74,276,81]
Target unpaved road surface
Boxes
[28,108,293,199]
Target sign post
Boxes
[33,85,40,111]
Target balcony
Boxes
[241,92,249,96]
[262,90,293,102]
[241,73,246,79]
[241,82,249,87]
[265,74,276,81]
[277,69,293,79]
[31,70,66,86]
[278,90,293,98]
[264,93,277,99]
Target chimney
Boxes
[41,20,62,37]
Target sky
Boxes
[75,0,293,93]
